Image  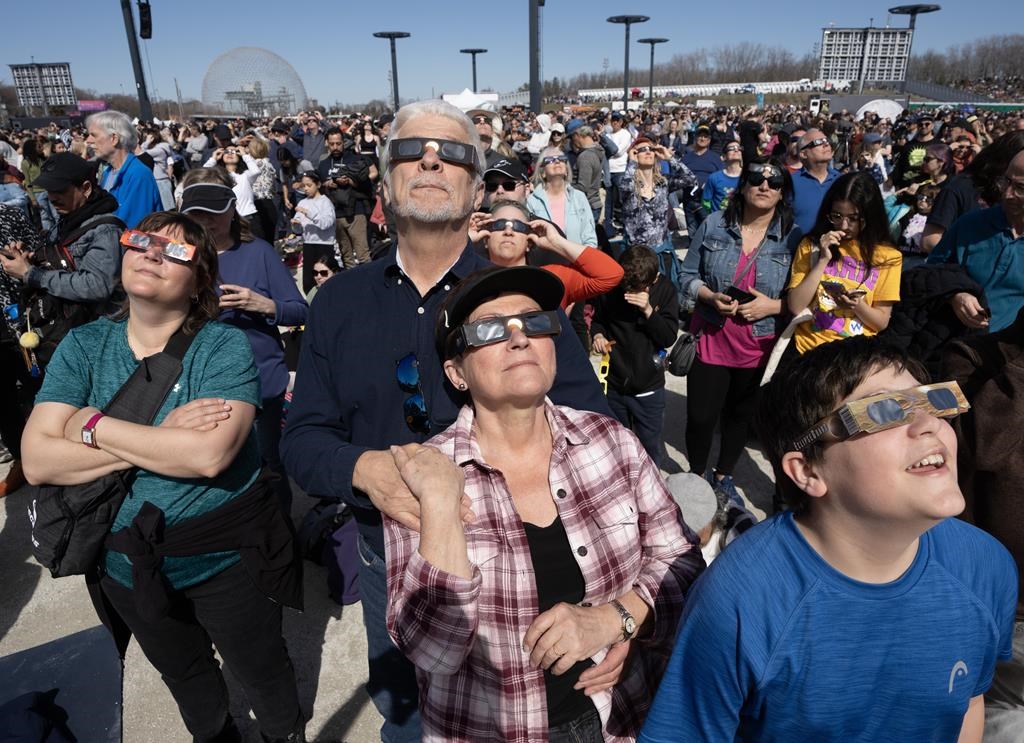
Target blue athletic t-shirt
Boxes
[35,317,262,590]
[639,512,1017,743]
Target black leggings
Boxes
[685,356,763,476]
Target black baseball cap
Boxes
[695,126,712,138]
[436,266,564,360]
[485,158,528,183]
[270,122,290,134]
[179,183,237,215]
[33,154,98,192]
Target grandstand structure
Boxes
[570,79,851,102]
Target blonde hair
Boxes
[532,146,573,187]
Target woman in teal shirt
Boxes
[22,211,305,742]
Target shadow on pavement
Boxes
[0,489,42,643]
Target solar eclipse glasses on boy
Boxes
[388,137,480,170]
[791,381,970,452]
[120,230,197,264]
[447,311,561,357]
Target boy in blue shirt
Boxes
[640,336,1017,743]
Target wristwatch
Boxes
[610,599,637,642]
[81,412,106,449]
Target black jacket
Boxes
[317,150,373,218]
[591,274,679,395]
[879,263,986,377]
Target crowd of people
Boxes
[1,91,1023,742]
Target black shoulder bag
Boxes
[28,325,201,577]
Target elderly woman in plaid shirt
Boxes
[385,266,704,743]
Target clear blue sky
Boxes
[2,1,1019,107]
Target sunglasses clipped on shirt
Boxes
[449,310,561,357]
[396,353,430,435]
[120,230,197,264]
[746,163,784,190]
[388,137,479,169]
[790,381,970,452]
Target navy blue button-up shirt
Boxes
[281,244,610,556]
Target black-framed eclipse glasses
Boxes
[488,218,532,235]
[746,163,784,190]
[449,311,561,357]
[388,137,479,169]
[800,137,830,151]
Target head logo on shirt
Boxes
[947,660,968,694]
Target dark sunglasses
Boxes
[485,179,521,193]
[389,137,479,169]
[472,115,491,125]
[313,269,332,277]
[451,311,561,356]
[800,137,830,151]
[747,163,784,190]
[489,218,532,234]
[541,155,568,165]
[632,146,654,154]
[396,353,430,434]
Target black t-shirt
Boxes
[926,172,981,232]
[522,515,595,727]
[737,120,764,163]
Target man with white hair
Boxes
[86,111,162,229]
[281,100,610,742]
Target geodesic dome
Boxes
[202,47,308,116]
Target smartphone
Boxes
[846,288,868,299]
[724,285,757,304]
[821,281,847,297]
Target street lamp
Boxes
[373,31,411,111]
[120,0,153,120]
[888,4,941,93]
[460,49,488,93]
[607,15,649,112]
[637,38,669,105]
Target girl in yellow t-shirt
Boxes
[786,172,902,355]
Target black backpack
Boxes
[28,325,200,577]
[21,215,124,367]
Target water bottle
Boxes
[653,349,668,371]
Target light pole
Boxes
[888,4,941,93]
[529,0,545,113]
[120,0,153,121]
[460,49,488,93]
[607,15,649,112]
[374,31,411,111]
[637,37,668,105]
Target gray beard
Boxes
[389,176,475,224]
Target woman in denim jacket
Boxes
[526,146,598,248]
[679,158,802,504]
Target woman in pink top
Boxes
[678,158,801,504]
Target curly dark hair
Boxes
[965,130,1024,206]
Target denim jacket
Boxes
[680,210,802,338]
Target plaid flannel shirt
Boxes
[385,400,704,742]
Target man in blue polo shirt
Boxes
[281,100,611,743]
[790,128,840,234]
[927,150,1024,334]
[678,126,723,233]
[86,111,162,229]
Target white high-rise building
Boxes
[818,27,913,83]
[9,62,78,114]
